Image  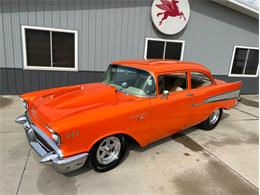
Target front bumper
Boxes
[15,113,88,173]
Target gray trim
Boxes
[213,75,259,94]
[0,68,105,94]
[205,90,240,103]
[0,68,258,95]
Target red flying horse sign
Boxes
[151,0,190,35]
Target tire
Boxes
[198,108,223,130]
[89,135,127,172]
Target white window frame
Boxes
[228,45,259,78]
[21,25,78,71]
[144,37,185,61]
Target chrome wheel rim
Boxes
[96,136,121,165]
[209,109,220,124]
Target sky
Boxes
[236,0,259,10]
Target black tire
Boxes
[198,108,223,130]
[89,135,127,172]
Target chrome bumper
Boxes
[15,113,88,173]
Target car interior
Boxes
[158,74,187,94]
[191,72,213,89]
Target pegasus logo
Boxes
[156,0,186,25]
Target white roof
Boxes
[211,0,259,19]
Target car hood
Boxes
[31,83,129,123]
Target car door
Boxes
[149,72,194,143]
[188,71,217,124]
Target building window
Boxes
[229,46,259,77]
[144,38,185,60]
[22,26,78,71]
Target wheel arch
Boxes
[87,131,143,152]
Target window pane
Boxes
[158,72,187,94]
[245,49,259,75]
[146,40,164,59]
[52,32,75,68]
[231,48,247,74]
[26,29,51,67]
[191,72,213,89]
[165,42,182,60]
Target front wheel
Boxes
[89,135,127,172]
[198,108,223,130]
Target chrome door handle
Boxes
[186,93,193,97]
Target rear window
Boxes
[191,72,213,89]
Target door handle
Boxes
[186,93,193,97]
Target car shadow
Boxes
[64,164,91,177]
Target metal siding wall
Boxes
[0,2,6,68]
[180,0,259,75]
[0,0,258,94]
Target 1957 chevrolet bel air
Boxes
[16,60,242,173]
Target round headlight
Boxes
[23,101,28,110]
[20,98,28,110]
[52,133,61,145]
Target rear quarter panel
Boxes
[191,79,242,124]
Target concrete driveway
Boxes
[0,95,258,195]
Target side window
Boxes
[191,72,213,89]
[158,73,187,94]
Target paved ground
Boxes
[0,95,258,195]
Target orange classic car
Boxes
[16,60,242,173]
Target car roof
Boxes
[112,59,211,75]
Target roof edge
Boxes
[211,0,259,19]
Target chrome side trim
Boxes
[193,90,240,107]
[205,90,240,103]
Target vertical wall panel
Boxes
[113,1,122,60]
[11,1,22,69]
[119,1,129,59]
[27,0,36,25]
[46,70,53,88]
[74,0,82,70]
[126,1,135,59]
[107,1,115,64]
[81,0,88,73]
[43,1,52,27]
[101,1,109,70]
[51,1,60,28]
[35,0,44,26]
[88,1,96,72]
[59,0,68,29]
[0,69,8,93]
[67,1,75,29]
[95,1,103,71]
[0,1,6,68]
[38,71,47,89]
[2,1,15,68]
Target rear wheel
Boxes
[89,135,127,172]
[198,108,223,130]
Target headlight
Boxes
[20,98,28,110]
[46,125,61,145]
[52,133,61,146]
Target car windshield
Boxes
[103,64,156,97]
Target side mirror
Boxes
[161,90,170,99]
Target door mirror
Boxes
[161,90,170,99]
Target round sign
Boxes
[151,0,190,35]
